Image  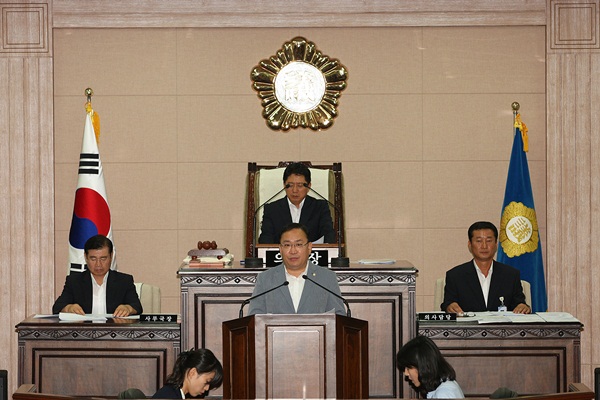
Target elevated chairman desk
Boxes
[16,316,180,398]
[179,262,417,399]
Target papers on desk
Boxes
[473,312,544,324]
[456,311,580,324]
[58,313,140,322]
[536,312,581,323]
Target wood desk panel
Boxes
[180,264,417,399]
[16,317,180,398]
[419,322,582,398]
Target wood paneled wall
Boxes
[546,0,600,387]
[2,0,600,395]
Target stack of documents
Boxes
[456,311,580,324]
[57,313,140,321]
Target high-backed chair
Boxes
[433,277,532,311]
[134,282,161,313]
[245,161,344,258]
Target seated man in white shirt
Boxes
[52,234,142,317]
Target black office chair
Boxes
[117,388,146,399]
[490,387,519,398]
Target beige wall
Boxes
[53,26,546,315]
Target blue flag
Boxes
[497,114,547,312]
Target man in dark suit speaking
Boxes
[441,221,531,314]
[249,223,345,315]
[53,234,143,317]
[258,162,335,244]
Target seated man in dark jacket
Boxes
[53,234,142,317]
[441,221,530,314]
[258,162,335,244]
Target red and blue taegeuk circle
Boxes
[68,188,111,249]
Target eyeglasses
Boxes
[280,242,309,251]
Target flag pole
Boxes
[67,88,115,273]
[85,87,93,103]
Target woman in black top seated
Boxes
[152,349,223,399]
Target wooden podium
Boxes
[222,314,368,399]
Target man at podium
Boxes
[249,223,345,315]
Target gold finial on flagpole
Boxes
[511,101,520,125]
[84,88,100,142]
[85,88,93,103]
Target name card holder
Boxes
[256,244,339,268]
[140,314,178,323]
[418,312,457,322]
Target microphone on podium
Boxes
[245,184,291,267]
[302,274,351,317]
[239,281,289,318]
[303,184,349,267]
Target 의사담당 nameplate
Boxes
[418,312,457,322]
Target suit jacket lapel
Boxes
[105,271,119,312]
[81,271,94,312]
[466,263,487,310]
[277,198,293,225]
[274,266,295,312]
[488,264,504,308]
[297,263,318,312]
[298,196,315,224]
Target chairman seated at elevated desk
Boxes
[258,162,336,245]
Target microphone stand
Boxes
[245,185,290,267]
[304,184,349,267]
[238,281,289,318]
[302,275,351,317]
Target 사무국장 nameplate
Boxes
[140,314,178,323]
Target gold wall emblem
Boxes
[250,37,348,131]
[499,201,539,257]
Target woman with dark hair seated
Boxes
[396,336,464,399]
[152,349,223,399]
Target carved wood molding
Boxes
[179,268,418,287]
[0,2,50,55]
[17,326,180,341]
[336,271,417,285]
[179,271,258,286]
[51,0,546,28]
[420,325,582,339]
[548,0,600,51]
